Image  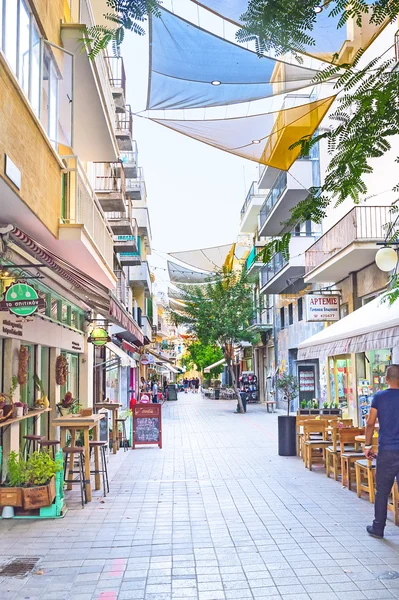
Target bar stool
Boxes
[89,441,110,496]
[116,418,128,451]
[63,447,87,508]
[38,439,60,458]
[23,435,43,457]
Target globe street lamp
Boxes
[375,245,398,272]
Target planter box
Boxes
[22,477,56,510]
[0,486,23,507]
[298,409,311,415]
[310,409,320,415]
[321,409,331,414]
[330,409,341,415]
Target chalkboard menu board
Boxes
[132,404,162,449]
[99,410,109,446]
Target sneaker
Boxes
[366,525,383,539]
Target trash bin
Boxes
[214,388,220,399]
[238,391,247,413]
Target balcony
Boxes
[258,160,313,237]
[107,200,135,236]
[116,105,133,151]
[127,261,152,293]
[239,182,266,234]
[305,206,392,284]
[120,145,138,179]
[245,245,264,278]
[93,162,126,212]
[248,308,273,332]
[126,167,146,200]
[141,315,153,344]
[116,235,142,267]
[259,235,315,294]
[61,0,118,161]
[59,156,115,287]
[104,55,126,113]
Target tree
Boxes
[185,342,225,379]
[168,269,256,413]
[237,1,399,300]
[85,0,160,58]
[276,373,299,416]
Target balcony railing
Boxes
[66,0,116,131]
[305,206,393,273]
[105,56,126,95]
[61,156,114,268]
[115,269,128,307]
[120,144,138,167]
[240,182,263,219]
[245,246,264,271]
[94,162,126,193]
[260,253,287,287]
[259,171,288,229]
[116,104,133,137]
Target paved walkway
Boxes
[2,393,399,600]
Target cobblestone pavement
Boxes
[2,393,399,600]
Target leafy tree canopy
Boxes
[183,342,225,379]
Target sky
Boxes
[123,21,258,285]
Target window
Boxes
[288,303,293,325]
[4,0,17,73]
[31,23,40,114]
[280,307,285,329]
[340,303,349,318]
[297,297,303,321]
[18,0,30,95]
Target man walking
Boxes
[365,364,399,538]
[152,380,159,403]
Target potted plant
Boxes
[298,400,310,415]
[0,451,62,511]
[57,392,79,416]
[276,373,299,456]
[34,375,49,409]
[310,399,320,415]
[330,401,341,415]
[13,402,24,418]
[322,401,330,415]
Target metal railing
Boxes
[116,104,133,137]
[120,143,138,166]
[240,182,264,219]
[60,156,114,269]
[305,206,393,273]
[107,198,133,223]
[65,0,116,130]
[245,246,264,271]
[94,162,125,193]
[126,167,146,197]
[105,55,126,95]
[259,171,288,229]
[260,253,286,287]
[115,269,128,306]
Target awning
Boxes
[109,297,144,345]
[162,362,179,374]
[298,295,399,361]
[204,358,226,373]
[106,342,136,368]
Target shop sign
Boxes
[0,282,45,317]
[305,294,340,322]
[88,327,110,346]
[140,353,155,365]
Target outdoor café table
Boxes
[52,413,104,502]
[94,403,121,454]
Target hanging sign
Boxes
[305,295,340,322]
[0,282,45,317]
[140,353,155,365]
[88,327,110,346]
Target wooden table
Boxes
[94,403,121,454]
[52,413,104,502]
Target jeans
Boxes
[374,450,399,533]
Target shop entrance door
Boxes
[329,355,355,420]
[298,365,316,404]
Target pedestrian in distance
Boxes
[183,378,188,393]
[152,380,159,403]
[195,377,200,394]
[365,364,399,538]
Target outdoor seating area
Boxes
[296,413,399,524]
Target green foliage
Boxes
[185,342,224,379]
[9,376,18,401]
[34,374,45,395]
[276,373,299,415]
[85,0,161,58]
[6,451,62,488]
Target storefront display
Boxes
[329,356,356,419]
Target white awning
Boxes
[298,295,399,360]
[169,244,233,272]
[106,342,136,368]
[204,358,226,373]
[162,362,179,374]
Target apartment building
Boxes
[0,0,154,460]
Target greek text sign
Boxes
[0,282,45,317]
[305,294,340,322]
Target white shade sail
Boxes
[106,342,136,368]
[169,243,233,271]
[204,358,226,373]
[298,295,399,361]
[168,260,215,283]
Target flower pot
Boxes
[22,477,56,510]
[278,415,297,456]
[0,486,23,507]
[14,406,23,418]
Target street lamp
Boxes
[375,246,398,272]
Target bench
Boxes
[266,401,277,413]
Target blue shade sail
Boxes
[148,8,322,110]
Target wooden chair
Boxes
[355,439,378,501]
[303,421,329,471]
[296,416,317,459]
[388,482,399,526]
[340,428,365,489]
[326,422,355,480]
[339,419,353,427]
